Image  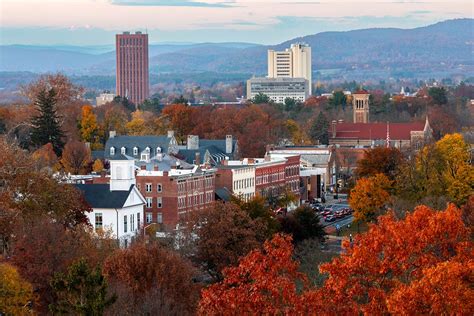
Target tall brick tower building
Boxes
[116,31,149,106]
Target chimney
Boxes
[109,130,116,138]
[195,152,201,165]
[140,165,146,170]
[187,135,199,150]
[331,120,337,138]
[167,130,174,138]
[338,119,344,123]
[153,165,159,171]
[225,135,233,154]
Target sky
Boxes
[0,0,472,46]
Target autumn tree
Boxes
[21,73,84,105]
[309,112,329,145]
[30,89,65,155]
[232,195,280,238]
[32,142,58,171]
[103,242,199,315]
[49,258,116,315]
[0,263,35,315]
[355,147,404,180]
[161,104,196,143]
[9,220,105,313]
[198,234,308,315]
[125,110,154,136]
[285,119,309,145]
[436,133,474,206]
[103,105,129,136]
[349,173,392,223]
[189,202,266,280]
[61,140,91,174]
[396,133,473,207]
[307,204,473,315]
[80,105,102,149]
[92,159,105,173]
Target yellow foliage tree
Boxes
[80,105,103,150]
[92,159,104,173]
[0,263,35,315]
[349,173,392,223]
[285,119,310,145]
[126,111,153,136]
[435,133,474,206]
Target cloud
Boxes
[110,0,234,7]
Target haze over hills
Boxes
[0,19,472,81]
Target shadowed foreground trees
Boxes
[103,242,199,316]
[0,263,35,315]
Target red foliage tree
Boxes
[198,234,309,315]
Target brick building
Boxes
[136,163,215,229]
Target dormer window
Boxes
[156,147,162,154]
[110,147,115,155]
[121,147,126,155]
[145,147,150,153]
[133,147,138,155]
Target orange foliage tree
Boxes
[198,234,309,315]
[306,204,473,315]
[349,173,392,222]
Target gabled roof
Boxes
[75,184,135,209]
[331,122,425,140]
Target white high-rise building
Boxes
[268,43,312,94]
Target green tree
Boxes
[173,95,189,105]
[284,97,297,111]
[329,90,347,108]
[49,258,116,315]
[30,89,65,156]
[279,205,326,244]
[428,87,448,105]
[309,112,329,145]
[252,92,271,104]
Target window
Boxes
[137,183,141,190]
[157,197,162,208]
[121,147,126,155]
[156,147,161,154]
[110,147,115,155]
[157,184,162,192]
[95,213,103,230]
[137,212,140,229]
[146,197,152,208]
[131,213,135,231]
[157,212,163,224]
[141,153,149,161]
[133,147,138,155]
[146,212,152,223]
[124,215,128,233]
[145,183,152,192]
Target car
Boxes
[324,215,336,222]
[335,210,345,219]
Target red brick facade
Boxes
[136,171,215,229]
[255,155,300,200]
[116,32,149,105]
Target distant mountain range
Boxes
[1,19,473,80]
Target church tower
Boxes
[353,90,370,123]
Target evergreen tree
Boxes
[49,258,116,315]
[30,89,65,156]
[252,93,271,104]
[309,112,329,145]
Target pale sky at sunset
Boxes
[0,0,472,45]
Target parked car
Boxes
[335,210,345,219]
[325,215,336,222]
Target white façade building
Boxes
[75,155,145,247]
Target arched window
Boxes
[156,147,162,154]
[121,147,126,155]
[110,147,115,155]
[133,147,138,155]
